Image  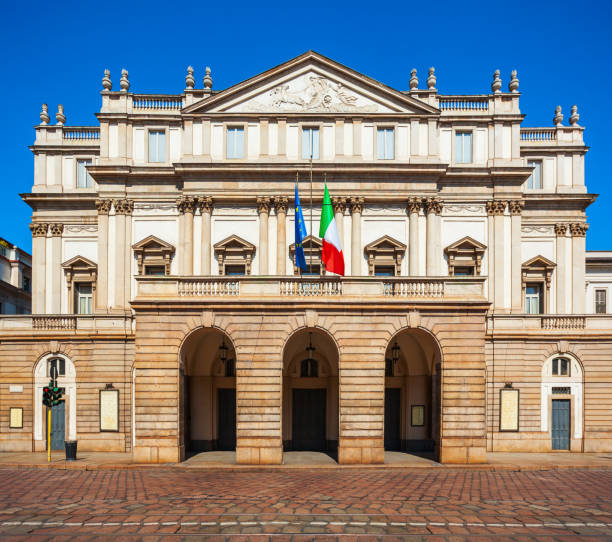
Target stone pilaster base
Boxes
[338,437,385,464]
[236,438,282,464]
[133,444,180,463]
[440,439,486,464]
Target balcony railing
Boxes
[439,95,489,112]
[488,314,612,332]
[133,94,183,111]
[520,128,557,142]
[0,315,134,332]
[136,275,486,300]
[62,127,100,142]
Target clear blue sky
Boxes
[1,0,610,252]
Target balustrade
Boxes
[439,96,489,112]
[383,279,445,297]
[133,94,183,111]
[32,316,77,330]
[541,316,586,329]
[520,128,557,142]
[178,278,240,296]
[62,127,100,141]
[280,278,342,296]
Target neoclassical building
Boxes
[0,51,610,463]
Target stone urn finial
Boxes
[427,67,436,90]
[55,104,66,125]
[39,103,49,125]
[409,68,418,90]
[553,105,563,126]
[120,69,130,92]
[203,66,213,93]
[185,66,195,89]
[491,69,502,93]
[102,69,112,91]
[508,69,519,93]
[569,104,580,125]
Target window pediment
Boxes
[444,236,486,276]
[62,255,97,313]
[289,235,323,274]
[132,235,175,276]
[214,235,255,275]
[364,235,406,276]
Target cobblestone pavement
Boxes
[0,467,610,541]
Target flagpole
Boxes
[322,172,326,277]
[309,147,313,277]
[296,170,301,278]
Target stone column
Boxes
[29,223,48,314]
[176,198,187,274]
[407,197,420,276]
[275,196,288,275]
[555,223,568,314]
[486,202,496,302]
[488,200,507,311]
[257,197,271,275]
[425,197,442,276]
[182,197,196,275]
[95,199,112,313]
[508,200,524,313]
[123,200,134,307]
[332,197,346,245]
[199,196,213,275]
[350,197,364,276]
[570,222,588,313]
[112,200,128,310]
[49,223,63,314]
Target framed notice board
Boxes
[500,387,520,432]
[99,388,119,432]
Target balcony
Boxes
[135,275,487,303]
[0,315,134,334]
[487,314,612,335]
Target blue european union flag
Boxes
[294,183,308,271]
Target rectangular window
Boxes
[374,266,395,276]
[75,283,93,315]
[302,127,320,160]
[595,289,607,314]
[148,130,166,162]
[227,126,245,159]
[377,128,395,160]
[525,283,542,314]
[22,276,31,293]
[527,160,542,189]
[144,265,166,276]
[76,159,93,188]
[48,358,65,377]
[552,357,570,376]
[454,266,475,276]
[455,132,472,164]
[225,265,246,276]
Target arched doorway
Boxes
[34,354,77,451]
[283,328,339,455]
[384,328,441,457]
[180,327,236,456]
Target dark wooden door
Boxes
[292,388,326,451]
[217,388,236,450]
[552,399,570,450]
[384,388,401,451]
[50,400,65,450]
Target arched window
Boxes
[300,358,318,377]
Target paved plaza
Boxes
[0,466,610,540]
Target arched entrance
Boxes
[180,327,236,456]
[283,328,339,455]
[384,328,441,458]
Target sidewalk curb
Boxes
[0,461,610,472]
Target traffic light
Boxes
[51,386,63,407]
[42,386,52,407]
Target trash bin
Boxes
[65,440,77,461]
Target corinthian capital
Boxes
[407,196,422,215]
[29,223,48,237]
[570,222,588,237]
[554,223,568,236]
[424,197,442,216]
[113,199,134,215]
[274,196,288,214]
[49,223,64,236]
[198,196,214,214]
[486,200,507,216]
[332,196,347,214]
[508,200,525,216]
[95,199,112,215]
[256,196,271,214]
[349,196,364,214]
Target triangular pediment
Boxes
[61,255,97,270]
[132,235,175,253]
[214,234,255,252]
[365,235,407,252]
[184,51,439,116]
[445,236,487,254]
[523,255,556,269]
[289,234,322,251]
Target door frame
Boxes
[550,397,572,451]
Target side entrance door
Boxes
[50,400,66,450]
[292,388,326,451]
[217,388,236,450]
[384,388,401,451]
[551,399,570,450]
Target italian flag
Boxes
[319,184,345,276]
